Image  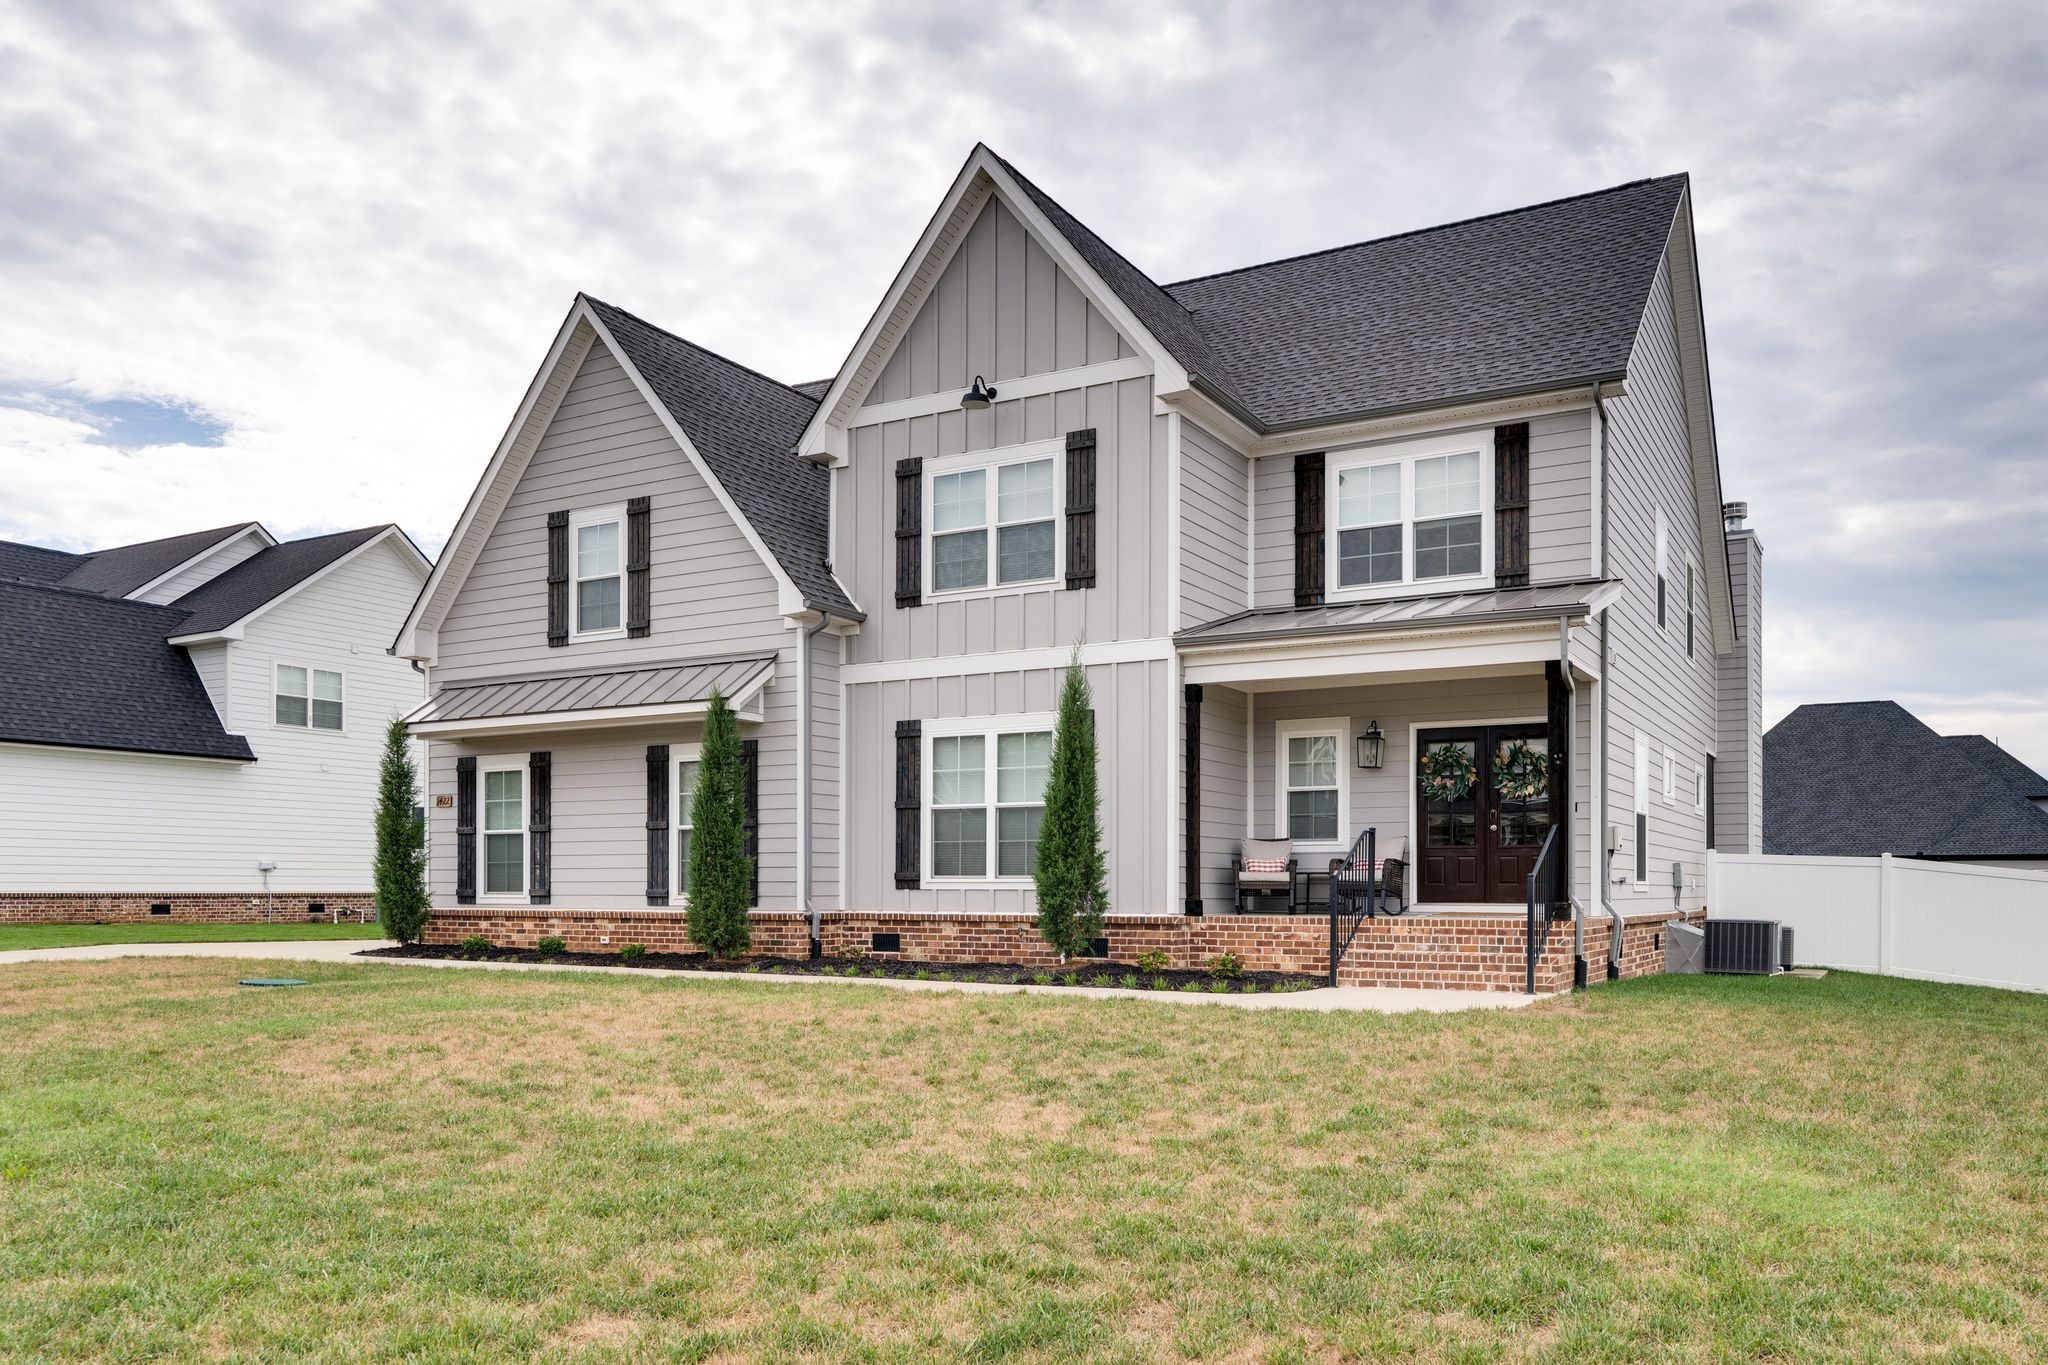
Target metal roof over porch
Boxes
[405,654,774,737]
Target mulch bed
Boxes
[358,943,1322,994]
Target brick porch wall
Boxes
[422,906,1709,994]
[0,892,377,926]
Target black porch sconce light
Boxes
[1356,720,1385,770]
[960,375,998,410]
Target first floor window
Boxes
[929,452,1058,593]
[275,664,344,730]
[1633,733,1650,883]
[673,753,701,897]
[928,720,1054,879]
[483,763,526,895]
[1280,723,1345,845]
[572,506,624,636]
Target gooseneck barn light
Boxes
[960,375,998,410]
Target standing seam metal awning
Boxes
[406,655,775,732]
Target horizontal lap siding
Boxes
[1250,456,1294,609]
[133,531,266,604]
[1195,685,1248,907]
[1179,421,1250,629]
[1715,531,1763,853]
[843,660,1170,914]
[1528,411,1593,581]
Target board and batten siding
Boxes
[1715,527,1764,854]
[1190,684,1249,908]
[1178,421,1250,630]
[864,196,1135,404]
[0,537,426,894]
[133,529,269,605]
[842,659,1170,914]
[423,337,821,913]
[1598,251,1722,912]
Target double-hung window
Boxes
[275,664,344,731]
[571,505,624,638]
[672,748,701,900]
[1276,719,1348,850]
[928,447,1058,593]
[1328,434,1488,595]
[927,716,1055,881]
[481,758,527,897]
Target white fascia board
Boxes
[395,306,597,662]
[797,145,1184,465]
[167,527,426,646]
[124,523,276,602]
[838,636,1171,686]
[1163,384,1621,463]
[406,698,766,739]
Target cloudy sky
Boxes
[3,0,2043,762]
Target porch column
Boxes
[1184,683,1203,915]
[1545,660,1570,910]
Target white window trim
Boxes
[1663,747,1677,805]
[922,711,1058,887]
[1655,506,1669,629]
[1694,761,1708,815]
[924,439,1064,601]
[1632,731,1650,885]
[272,661,346,734]
[1325,429,1493,602]
[478,754,529,903]
[1274,716,1351,854]
[569,503,627,642]
[670,742,703,907]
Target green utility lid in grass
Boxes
[238,978,311,988]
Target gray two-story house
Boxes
[394,145,1761,991]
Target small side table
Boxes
[1292,868,1332,912]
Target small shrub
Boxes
[1119,973,1139,990]
[1206,952,1244,981]
[1032,971,1054,986]
[1208,980,1229,993]
[867,967,885,978]
[914,968,933,981]
[618,943,647,962]
[820,964,839,977]
[1150,976,1169,990]
[457,934,491,953]
[935,970,954,981]
[1242,981,1262,994]
[1061,972,1080,987]
[1135,948,1171,973]
[838,945,867,963]
[1180,980,1202,992]
[535,936,565,957]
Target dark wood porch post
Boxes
[1183,684,1203,915]
[1545,660,1570,912]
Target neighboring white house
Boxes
[0,521,431,922]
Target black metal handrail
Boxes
[1524,824,1563,994]
[1327,826,1377,988]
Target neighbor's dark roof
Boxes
[1764,702,2048,859]
[1944,734,2048,801]
[583,296,858,617]
[0,580,253,761]
[997,150,1688,431]
[0,538,88,584]
[166,526,392,637]
[54,523,261,597]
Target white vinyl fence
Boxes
[1707,851,2048,994]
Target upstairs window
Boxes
[275,664,344,731]
[571,505,624,638]
[1655,508,1669,628]
[928,450,1059,594]
[1328,435,1489,596]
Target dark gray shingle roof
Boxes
[0,580,253,761]
[55,523,261,597]
[166,526,392,636]
[994,149,1687,431]
[582,296,858,617]
[1944,734,2048,801]
[1764,702,2048,859]
[0,539,88,584]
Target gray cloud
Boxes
[1,0,2044,763]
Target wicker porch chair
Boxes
[1234,838,1297,913]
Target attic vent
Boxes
[1705,919,1781,975]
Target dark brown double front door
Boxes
[1416,725,1552,904]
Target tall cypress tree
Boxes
[1034,652,1109,958]
[687,690,753,958]
[373,717,429,943]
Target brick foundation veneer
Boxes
[424,906,1710,994]
[0,892,377,926]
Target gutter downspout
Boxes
[800,611,834,961]
[1592,380,1623,978]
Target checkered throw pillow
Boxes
[1243,858,1287,874]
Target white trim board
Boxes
[840,637,1172,686]
[125,523,274,602]
[848,356,1150,430]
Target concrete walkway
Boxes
[0,939,1542,1013]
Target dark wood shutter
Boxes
[1495,422,1531,588]
[894,719,921,889]
[545,510,570,647]
[1065,427,1097,589]
[527,751,552,905]
[626,496,651,638]
[895,456,923,606]
[1293,452,1325,606]
[454,755,477,905]
[1183,684,1203,916]
[645,744,670,906]
[740,738,760,908]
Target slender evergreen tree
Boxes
[687,689,753,957]
[1034,651,1109,958]
[373,717,429,943]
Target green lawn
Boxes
[0,921,385,951]
[0,963,2041,1362]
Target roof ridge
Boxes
[0,574,194,618]
[581,295,820,409]
[988,152,1202,329]
[1162,173,1691,290]
[87,520,261,557]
